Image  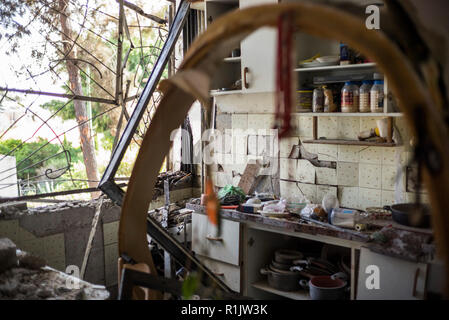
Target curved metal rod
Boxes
[120,2,449,298]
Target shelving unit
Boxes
[294,62,376,73]
[294,112,402,117]
[252,280,309,300]
[302,139,397,147]
[223,56,241,63]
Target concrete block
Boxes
[43,233,65,260]
[359,163,381,189]
[296,159,315,184]
[337,162,359,187]
[83,246,105,285]
[104,243,119,287]
[0,220,19,244]
[0,238,17,272]
[315,167,337,185]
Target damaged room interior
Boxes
[1,0,449,302]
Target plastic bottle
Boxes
[329,208,361,229]
[313,87,324,112]
[359,80,371,112]
[370,80,384,113]
[341,81,359,113]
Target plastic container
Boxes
[313,87,324,112]
[341,81,359,113]
[329,208,360,229]
[359,80,371,112]
[370,80,384,113]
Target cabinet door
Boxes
[356,247,428,300]
[240,0,278,93]
[192,212,241,266]
[198,255,241,292]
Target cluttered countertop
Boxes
[186,190,436,263]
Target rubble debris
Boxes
[0,202,27,220]
[17,250,46,270]
[149,202,193,228]
[153,171,193,199]
[0,238,17,273]
[0,239,109,300]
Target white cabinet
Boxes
[356,247,428,300]
[240,0,278,93]
[192,212,241,266]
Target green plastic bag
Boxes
[217,185,246,203]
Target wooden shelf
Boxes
[294,62,376,72]
[295,112,402,117]
[210,89,243,96]
[303,139,397,147]
[252,280,309,300]
[223,56,241,63]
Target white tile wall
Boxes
[280,137,299,158]
[296,159,315,184]
[318,117,338,139]
[359,163,382,189]
[280,158,297,180]
[315,144,338,161]
[317,185,337,202]
[358,187,382,210]
[297,183,318,203]
[231,114,248,130]
[338,186,359,209]
[315,167,337,185]
[338,145,360,162]
[338,117,359,139]
[337,162,359,187]
[213,97,414,210]
[359,147,383,164]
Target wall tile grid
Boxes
[213,95,423,211]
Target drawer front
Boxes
[192,212,240,266]
[198,255,241,293]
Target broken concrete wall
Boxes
[0,155,18,198]
[0,187,198,293]
[212,92,429,210]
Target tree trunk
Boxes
[58,0,99,194]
